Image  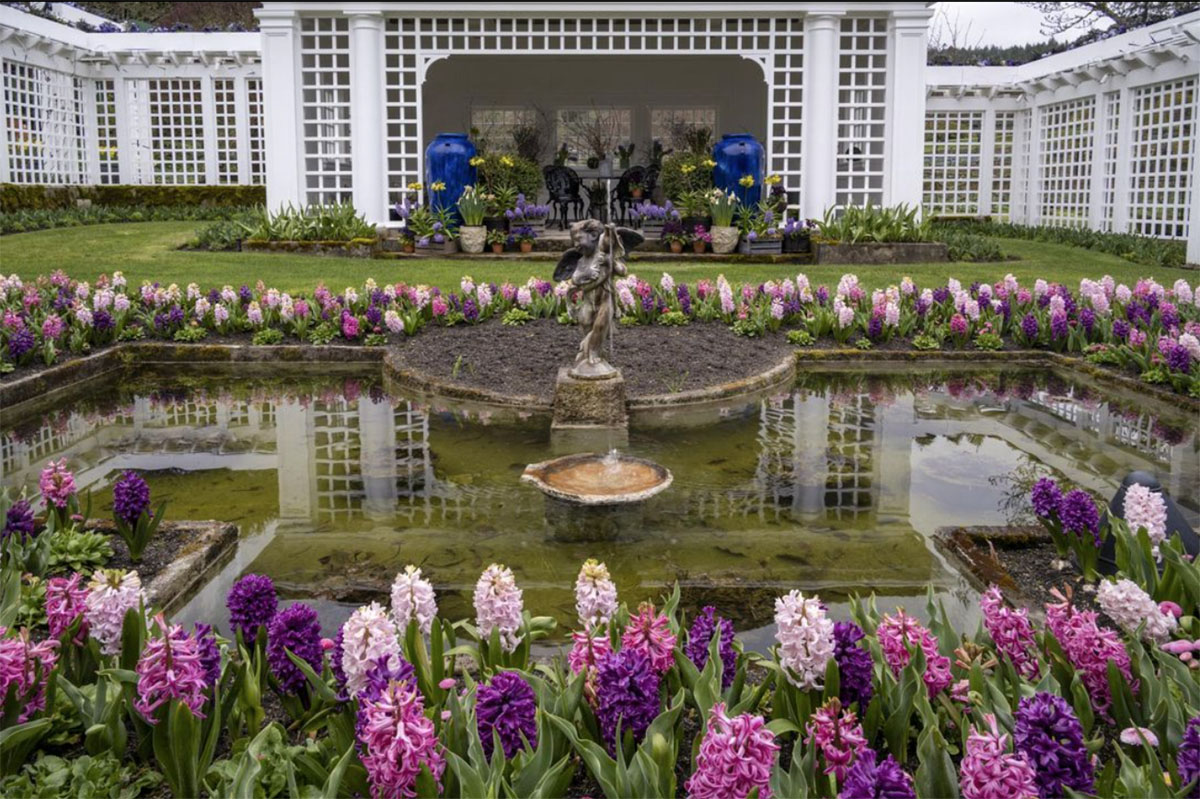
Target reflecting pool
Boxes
[3,364,1196,650]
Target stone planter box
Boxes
[814,241,949,264]
[640,221,664,240]
[737,237,784,255]
[782,234,812,254]
[241,239,379,258]
[415,238,460,255]
[508,217,546,237]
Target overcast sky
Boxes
[930,2,1111,47]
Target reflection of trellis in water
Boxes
[1,414,97,476]
[750,396,803,513]
[824,395,877,520]
[1023,391,1175,464]
[312,399,364,521]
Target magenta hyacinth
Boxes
[267,602,324,694]
[567,631,612,675]
[806,698,868,781]
[1013,692,1094,798]
[39,459,75,509]
[959,715,1039,799]
[226,573,279,643]
[980,585,1040,680]
[476,671,538,760]
[685,702,778,799]
[838,748,916,799]
[685,606,736,688]
[45,572,89,642]
[876,609,953,697]
[622,602,678,674]
[0,629,59,723]
[111,470,151,526]
[594,648,661,750]
[1045,592,1136,717]
[134,616,210,723]
[357,680,445,799]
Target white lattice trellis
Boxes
[835,16,888,208]
[2,61,87,184]
[300,16,353,205]
[922,110,982,215]
[247,78,265,184]
[1038,97,1094,228]
[1100,91,1121,231]
[214,78,239,184]
[992,111,1015,220]
[94,79,119,184]
[1129,77,1195,239]
[148,79,206,185]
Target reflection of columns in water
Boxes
[792,391,830,519]
[875,395,914,523]
[275,399,315,522]
[359,397,398,518]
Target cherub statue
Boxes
[553,219,644,379]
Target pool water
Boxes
[4,364,1196,649]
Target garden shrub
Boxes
[930,225,1007,262]
[660,151,714,202]
[0,183,265,212]
[951,220,1187,270]
[474,154,542,200]
[815,203,931,243]
[240,203,376,243]
[0,204,256,236]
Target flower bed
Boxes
[1,271,1198,398]
[2,458,1198,797]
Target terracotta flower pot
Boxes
[632,189,644,199]
[669,241,683,254]
[519,241,533,253]
[402,242,415,253]
[692,241,707,254]
[491,243,504,254]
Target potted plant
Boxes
[662,219,689,254]
[505,193,549,237]
[486,229,506,253]
[628,199,677,239]
[692,225,711,253]
[765,174,788,215]
[457,185,488,254]
[677,188,712,232]
[397,231,415,253]
[508,225,537,253]
[484,183,518,233]
[707,189,740,254]
[782,217,813,254]
[408,205,459,254]
[735,201,783,255]
[630,180,645,200]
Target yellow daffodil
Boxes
[765,174,782,185]
[739,174,755,188]
[500,155,515,167]
[407,181,423,191]
[469,156,486,167]
[703,158,717,168]
[680,164,696,175]
[431,181,446,191]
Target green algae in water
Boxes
[2,363,1196,641]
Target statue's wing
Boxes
[553,248,584,283]
[615,227,644,254]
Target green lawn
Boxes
[1,221,1192,294]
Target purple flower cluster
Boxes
[1059,488,1100,546]
[3,498,36,541]
[1180,717,1200,797]
[833,621,874,711]
[685,606,736,689]
[594,649,660,750]
[226,573,279,643]
[476,671,538,759]
[1030,477,1062,519]
[267,603,324,694]
[112,470,150,526]
[839,748,915,799]
[1013,693,1094,798]
[193,623,221,686]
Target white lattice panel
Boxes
[992,111,1016,221]
[835,17,887,208]
[1099,92,1121,231]
[1038,97,1094,228]
[94,79,119,184]
[922,111,982,215]
[214,78,238,184]
[247,78,265,185]
[1128,77,1195,239]
[2,60,87,184]
[148,79,206,184]
[301,16,353,205]
[770,19,804,212]
[825,395,876,520]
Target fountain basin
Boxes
[521,452,673,505]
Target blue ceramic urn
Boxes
[712,134,764,208]
[425,133,477,222]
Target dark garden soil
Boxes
[390,319,796,401]
[98,520,194,588]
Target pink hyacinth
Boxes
[567,631,612,674]
[1096,578,1176,644]
[1123,483,1168,555]
[805,698,868,781]
[340,602,401,698]
[85,569,145,656]
[980,585,1039,679]
[134,616,209,723]
[876,608,953,697]
[622,603,678,674]
[575,559,618,630]
[39,459,75,509]
[959,715,1038,799]
[0,629,59,723]
[1045,591,1136,717]
[774,590,835,690]
[474,564,524,654]
[45,572,89,643]
[358,679,446,799]
[390,565,437,637]
[686,702,778,799]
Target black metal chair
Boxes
[610,165,648,225]
[543,165,584,230]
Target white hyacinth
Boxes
[1097,578,1177,644]
[340,602,401,698]
[85,569,145,656]
[575,559,618,630]
[1123,483,1168,557]
[474,564,524,653]
[773,590,835,690]
[390,565,437,636]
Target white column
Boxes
[791,391,829,520]
[885,10,931,209]
[800,11,843,220]
[1026,102,1044,225]
[358,397,396,519]
[1113,86,1134,234]
[978,109,996,217]
[200,75,219,185]
[348,11,387,225]
[1189,126,1200,265]
[258,8,304,210]
[1086,91,1107,230]
[234,77,252,186]
[275,400,314,522]
[0,60,8,183]
[83,78,101,185]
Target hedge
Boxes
[0,184,266,213]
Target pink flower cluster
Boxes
[358,680,446,799]
[980,585,1039,679]
[1122,484,1168,556]
[0,628,59,723]
[773,590,835,690]
[686,703,778,799]
[340,602,401,699]
[473,564,524,654]
[575,559,618,630]
[567,631,612,675]
[134,616,210,723]
[1045,592,1136,717]
[805,698,867,781]
[959,715,1039,799]
[622,603,678,674]
[84,569,145,656]
[45,572,89,642]
[38,459,75,509]
[390,565,437,637]
[876,608,953,697]
[1096,578,1177,644]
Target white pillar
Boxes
[1188,117,1200,266]
[886,10,932,209]
[800,11,842,220]
[234,77,252,186]
[1086,91,1107,230]
[791,391,829,520]
[275,400,314,522]
[200,75,219,185]
[1113,87,1134,235]
[258,8,304,210]
[348,11,387,225]
[978,109,996,217]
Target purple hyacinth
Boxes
[239,285,253,304]
[1179,717,1199,797]
[816,286,829,306]
[359,653,415,705]
[1020,313,1039,342]
[839,748,915,799]
[868,314,883,340]
[1079,307,1095,335]
[833,621,874,711]
[1059,489,1100,547]
[226,573,278,643]
[167,306,185,326]
[1168,343,1191,374]
[933,286,951,305]
[112,471,150,526]
[1030,477,1062,520]
[267,603,324,694]
[685,606,737,689]
[1112,318,1129,340]
[331,627,348,692]
[462,297,479,322]
[1013,693,1094,798]
[7,327,35,359]
[476,671,538,760]
[1051,311,1069,340]
[193,622,221,687]
[595,649,661,751]
[3,499,36,541]
[677,283,692,316]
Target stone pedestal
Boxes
[552,366,628,429]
